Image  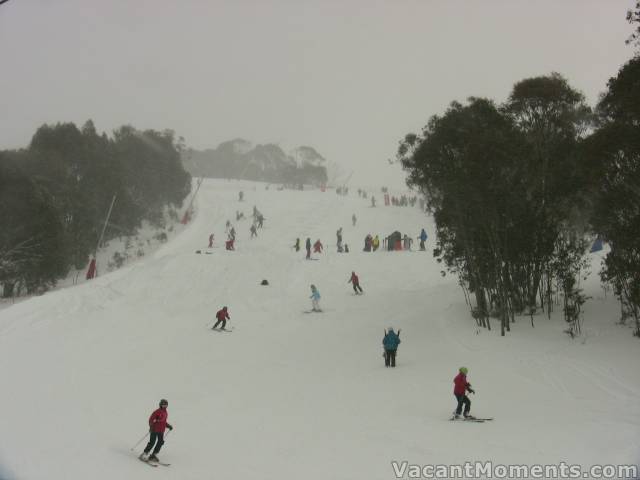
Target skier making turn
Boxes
[139,399,173,463]
[212,306,230,330]
[348,271,363,294]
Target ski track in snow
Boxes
[0,179,638,480]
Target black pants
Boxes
[384,349,396,367]
[352,283,363,294]
[144,431,165,455]
[213,318,227,329]
[419,240,425,250]
[455,394,471,415]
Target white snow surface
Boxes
[0,179,638,480]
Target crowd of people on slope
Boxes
[137,185,481,464]
[203,198,268,251]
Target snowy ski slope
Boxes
[0,179,638,480]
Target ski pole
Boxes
[130,432,149,451]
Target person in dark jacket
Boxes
[293,238,301,252]
[382,327,401,367]
[305,237,312,259]
[212,306,230,330]
[452,367,475,419]
[139,399,173,462]
[348,271,363,294]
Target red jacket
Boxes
[453,373,470,396]
[216,308,229,321]
[349,273,359,285]
[149,407,169,433]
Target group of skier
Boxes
[206,201,268,250]
[141,189,475,464]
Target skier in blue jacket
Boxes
[382,327,401,367]
[418,229,428,251]
[309,284,321,312]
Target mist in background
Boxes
[0,0,634,187]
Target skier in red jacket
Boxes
[313,239,323,253]
[139,399,173,463]
[348,271,363,294]
[452,367,475,419]
[212,306,230,330]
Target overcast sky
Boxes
[0,0,636,187]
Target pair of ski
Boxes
[450,415,493,423]
[211,327,234,333]
[139,458,170,467]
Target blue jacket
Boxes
[310,290,321,300]
[420,229,428,241]
[383,330,401,350]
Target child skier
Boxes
[208,233,214,248]
[313,239,323,253]
[348,271,363,294]
[382,327,401,367]
[293,238,301,252]
[309,285,321,312]
[250,224,258,238]
[452,367,475,419]
[212,306,230,330]
[306,237,311,259]
[139,399,173,463]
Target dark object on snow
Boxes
[387,231,402,251]
[195,250,202,254]
[261,279,269,285]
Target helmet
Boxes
[223,306,227,311]
[159,399,168,407]
[459,367,468,375]
[388,327,394,332]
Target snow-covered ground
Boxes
[0,179,638,480]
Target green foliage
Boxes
[627,2,640,48]
[0,154,69,295]
[588,56,640,336]
[0,120,191,296]
[399,74,593,337]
